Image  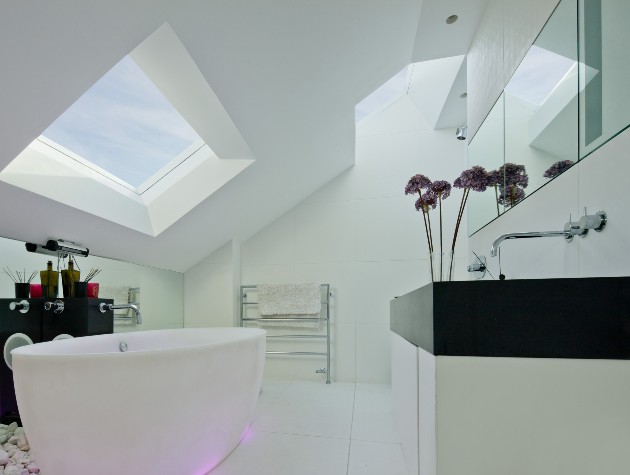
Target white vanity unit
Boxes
[390,279,630,475]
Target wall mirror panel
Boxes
[579,0,630,159]
[0,235,184,332]
[468,0,578,235]
[467,94,505,235]
[469,0,630,235]
[504,0,578,201]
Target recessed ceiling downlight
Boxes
[446,14,458,24]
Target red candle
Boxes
[30,283,42,298]
[87,282,100,298]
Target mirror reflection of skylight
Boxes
[505,45,577,105]
[355,66,410,123]
[42,56,202,188]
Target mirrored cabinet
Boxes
[467,0,630,236]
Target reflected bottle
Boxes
[40,260,58,298]
[61,259,80,298]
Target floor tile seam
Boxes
[250,405,273,423]
[247,428,352,441]
[345,439,353,475]
[265,401,356,409]
[346,383,358,475]
[348,436,403,445]
[352,406,394,414]
[261,381,295,405]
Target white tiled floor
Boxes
[211,380,410,475]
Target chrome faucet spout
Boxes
[490,231,569,257]
[99,302,142,324]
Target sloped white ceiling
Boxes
[0,0,482,272]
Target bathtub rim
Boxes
[11,327,266,359]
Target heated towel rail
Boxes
[239,284,331,384]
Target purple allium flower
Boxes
[497,185,526,208]
[415,190,438,211]
[543,160,574,179]
[500,163,529,188]
[431,180,452,199]
[453,166,489,192]
[486,169,503,187]
[405,174,432,195]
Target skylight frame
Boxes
[0,22,255,237]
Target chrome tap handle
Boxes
[564,219,587,239]
[9,300,30,314]
[44,299,64,314]
[578,210,607,233]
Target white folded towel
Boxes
[258,283,321,316]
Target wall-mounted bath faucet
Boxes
[9,300,30,314]
[99,303,142,325]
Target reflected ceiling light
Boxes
[446,14,459,24]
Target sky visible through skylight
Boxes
[355,66,410,123]
[504,45,577,105]
[42,56,202,188]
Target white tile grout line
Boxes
[345,383,357,475]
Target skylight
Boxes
[0,23,255,237]
[355,66,410,123]
[504,45,576,106]
[42,56,202,189]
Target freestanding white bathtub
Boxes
[12,327,266,475]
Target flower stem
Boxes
[451,188,469,253]
[427,210,434,255]
[494,185,500,216]
[422,209,432,254]
[421,209,434,281]
[439,194,443,281]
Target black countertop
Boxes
[390,277,630,359]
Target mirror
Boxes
[467,93,505,235]
[579,0,630,159]
[504,0,578,198]
[468,0,579,235]
[0,235,184,332]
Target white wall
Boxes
[239,96,467,383]
[0,236,184,331]
[183,241,236,328]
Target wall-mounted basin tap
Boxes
[490,210,607,258]
[99,303,142,325]
[9,300,30,314]
[44,299,64,314]
[490,230,570,257]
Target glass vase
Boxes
[430,250,455,282]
